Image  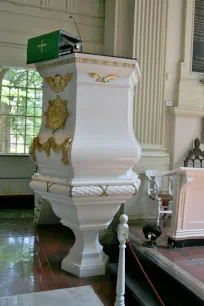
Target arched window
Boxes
[0,68,43,154]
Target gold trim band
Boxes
[38,57,136,70]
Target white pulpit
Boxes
[165,168,204,247]
[30,53,141,277]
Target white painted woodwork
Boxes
[165,168,204,242]
[30,53,141,277]
[2,0,105,16]
[115,214,129,306]
[133,0,167,147]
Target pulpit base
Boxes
[60,220,109,277]
[30,180,139,277]
[61,251,109,278]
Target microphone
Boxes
[70,16,83,52]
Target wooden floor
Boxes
[0,209,116,306]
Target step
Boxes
[108,263,160,306]
[107,242,204,306]
[130,243,204,306]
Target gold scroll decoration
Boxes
[88,73,118,83]
[45,95,69,133]
[29,137,72,166]
[45,73,73,93]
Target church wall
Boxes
[0,0,105,195]
[0,0,105,68]
[126,0,204,220]
[0,156,35,195]
[169,0,204,169]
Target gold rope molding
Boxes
[29,137,72,166]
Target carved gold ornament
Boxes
[45,95,69,133]
[45,73,73,93]
[29,137,72,166]
[88,73,118,83]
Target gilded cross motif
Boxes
[38,40,46,52]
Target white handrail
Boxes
[115,214,129,306]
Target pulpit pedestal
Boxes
[30,53,141,277]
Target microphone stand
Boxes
[70,16,83,53]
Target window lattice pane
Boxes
[0,68,43,154]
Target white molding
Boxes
[179,0,204,80]
[30,181,140,198]
[0,178,32,195]
[66,0,74,11]
[135,144,170,174]
[0,8,104,27]
[180,0,204,79]
[0,41,26,50]
[141,144,169,156]
[0,0,105,18]
[169,107,204,118]
[168,228,204,240]
[41,0,51,7]
[127,214,147,222]
[134,153,170,175]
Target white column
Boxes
[133,0,167,148]
[125,0,169,221]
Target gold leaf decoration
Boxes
[39,58,135,70]
[45,95,69,133]
[45,73,73,93]
[88,73,118,83]
[29,137,72,166]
